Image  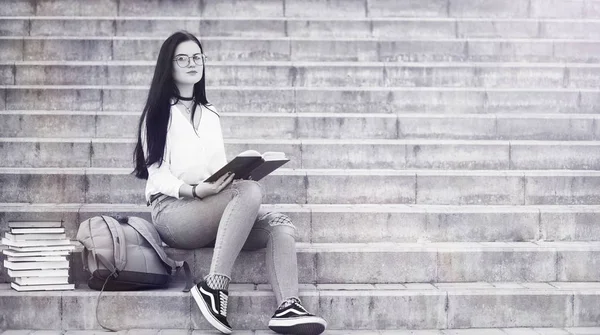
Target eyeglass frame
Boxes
[173,53,207,68]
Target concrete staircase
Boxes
[2,0,600,332]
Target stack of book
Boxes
[1,221,75,291]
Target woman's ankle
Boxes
[204,273,231,290]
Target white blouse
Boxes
[142,103,227,201]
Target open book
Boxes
[205,150,290,183]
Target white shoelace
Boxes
[219,291,228,317]
[280,297,302,310]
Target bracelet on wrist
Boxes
[192,185,199,198]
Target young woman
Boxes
[133,31,327,335]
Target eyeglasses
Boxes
[173,54,207,68]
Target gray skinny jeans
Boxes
[151,179,298,305]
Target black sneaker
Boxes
[191,281,232,334]
[268,297,327,335]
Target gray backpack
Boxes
[76,215,192,292]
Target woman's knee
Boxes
[232,180,263,203]
[262,212,297,240]
[243,212,297,251]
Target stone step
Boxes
[3,329,600,335]
[3,111,403,140]
[1,283,599,330]
[3,137,600,171]
[69,240,600,285]
[3,203,600,244]
[3,36,600,62]
[3,17,600,40]
[3,112,600,141]
[2,330,597,335]
[1,168,600,205]
[1,86,599,114]
[6,330,600,335]
[3,61,600,88]
[1,0,599,19]
[3,241,600,285]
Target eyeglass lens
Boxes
[174,55,205,68]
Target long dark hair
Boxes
[133,31,208,179]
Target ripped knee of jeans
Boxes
[260,212,297,238]
[268,213,295,228]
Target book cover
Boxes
[204,155,263,183]
[247,159,289,181]
[7,269,69,278]
[205,150,289,183]
[10,227,65,234]
[6,244,76,253]
[6,256,68,262]
[2,249,71,257]
[8,221,62,228]
[14,276,69,286]
[11,282,74,291]
[4,232,67,241]
[1,238,71,248]
[4,260,70,270]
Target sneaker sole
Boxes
[191,285,232,334]
[269,316,326,335]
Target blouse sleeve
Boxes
[142,118,186,198]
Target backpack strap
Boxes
[82,218,95,272]
[125,217,194,292]
[81,248,89,273]
[100,216,127,273]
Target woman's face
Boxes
[172,40,204,87]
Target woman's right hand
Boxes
[195,172,235,198]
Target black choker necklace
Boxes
[176,95,194,101]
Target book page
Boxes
[261,151,287,161]
[237,149,262,157]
